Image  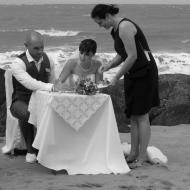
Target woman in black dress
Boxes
[91,4,160,168]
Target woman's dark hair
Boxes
[79,39,97,55]
[91,4,119,19]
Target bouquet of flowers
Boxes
[75,78,98,95]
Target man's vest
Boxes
[12,52,51,103]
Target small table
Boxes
[28,90,130,175]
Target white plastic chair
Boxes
[1,70,26,154]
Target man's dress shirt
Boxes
[11,50,56,91]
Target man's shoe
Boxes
[26,153,37,163]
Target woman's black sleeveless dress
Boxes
[111,18,160,118]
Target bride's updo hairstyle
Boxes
[79,39,97,55]
[91,4,119,19]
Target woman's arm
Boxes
[47,54,56,83]
[100,53,123,72]
[109,53,123,69]
[58,59,75,83]
[95,60,103,83]
[114,21,137,81]
[53,59,75,91]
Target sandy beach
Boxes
[0,3,190,190]
[0,124,190,190]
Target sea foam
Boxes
[36,29,81,37]
[0,28,81,37]
[0,48,190,80]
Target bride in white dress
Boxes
[54,39,103,91]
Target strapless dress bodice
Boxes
[72,74,95,83]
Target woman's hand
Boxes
[99,64,111,73]
[110,76,118,86]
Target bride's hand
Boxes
[52,80,60,92]
[52,78,63,92]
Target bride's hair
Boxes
[79,39,97,55]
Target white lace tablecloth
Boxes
[28,91,130,175]
[50,93,107,131]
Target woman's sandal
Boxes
[128,159,147,169]
[126,157,136,164]
[126,155,137,163]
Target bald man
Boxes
[10,30,56,163]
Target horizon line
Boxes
[0,3,189,5]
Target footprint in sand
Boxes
[135,175,149,180]
[155,179,174,190]
[70,183,103,188]
[24,180,33,184]
[187,173,190,176]
[46,187,58,190]
[182,178,190,183]
[118,185,142,190]
[5,171,16,176]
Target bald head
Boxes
[25,30,43,46]
[24,30,44,61]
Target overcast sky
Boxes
[0,0,189,4]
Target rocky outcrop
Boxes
[100,81,130,133]
[101,74,190,131]
[0,72,190,136]
[150,74,190,125]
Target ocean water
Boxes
[0,4,190,79]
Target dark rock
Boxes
[102,74,190,131]
[0,73,190,136]
[100,80,130,133]
[150,74,190,125]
